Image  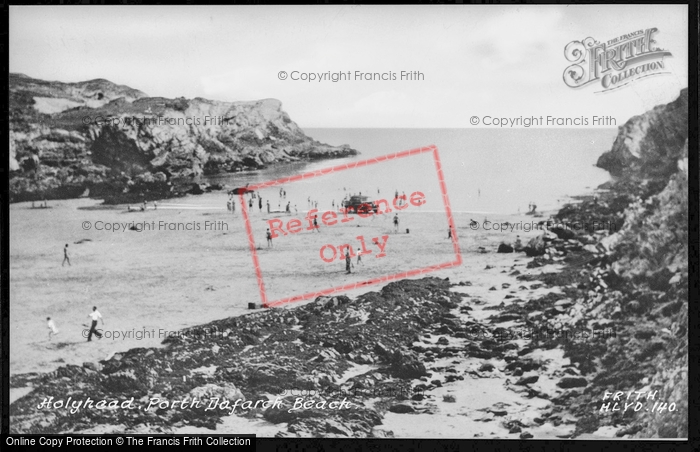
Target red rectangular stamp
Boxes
[240,145,461,307]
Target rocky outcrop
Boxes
[525,89,688,438]
[596,88,687,182]
[9,74,358,203]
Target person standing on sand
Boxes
[87,306,103,341]
[514,235,524,252]
[393,214,399,233]
[62,244,71,267]
[357,248,364,266]
[448,227,452,239]
[267,200,270,213]
[345,249,352,274]
[266,228,273,247]
[313,215,320,232]
[259,197,263,212]
[47,317,59,340]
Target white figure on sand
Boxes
[47,317,59,341]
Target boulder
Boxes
[497,243,514,253]
[557,377,587,389]
[388,403,415,413]
[524,235,547,257]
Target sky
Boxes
[9,5,689,128]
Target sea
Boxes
[203,128,617,216]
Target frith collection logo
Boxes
[563,28,672,93]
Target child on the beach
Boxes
[47,317,59,340]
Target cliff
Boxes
[596,88,688,183]
[544,89,688,438]
[9,74,357,203]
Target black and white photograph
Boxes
[6,4,691,443]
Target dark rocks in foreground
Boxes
[10,277,484,437]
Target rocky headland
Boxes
[9,89,688,438]
[9,73,357,203]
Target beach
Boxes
[10,194,555,378]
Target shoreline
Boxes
[9,184,620,438]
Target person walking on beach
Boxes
[357,248,364,266]
[62,244,71,267]
[448,227,452,239]
[231,199,236,214]
[313,215,320,232]
[266,228,273,247]
[259,197,263,212]
[47,317,59,341]
[87,306,103,342]
[267,200,270,213]
[393,214,399,233]
[345,249,352,274]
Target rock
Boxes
[557,377,587,389]
[520,432,534,439]
[596,88,687,179]
[389,404,415,414]
[325,419,353,436]
[390,352,428,379]
[524,235,547,257]
[374,342,392,358]
[9,74,358,203]
[515,375,539,385]
[370,428,394,438]
[550,225,576,240]
[583,244,599,253]
[497,243,514,253]
[189,382,244,402]
[82,362,101,372]
[478,363,495,372]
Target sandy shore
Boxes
[10,195,552,377]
